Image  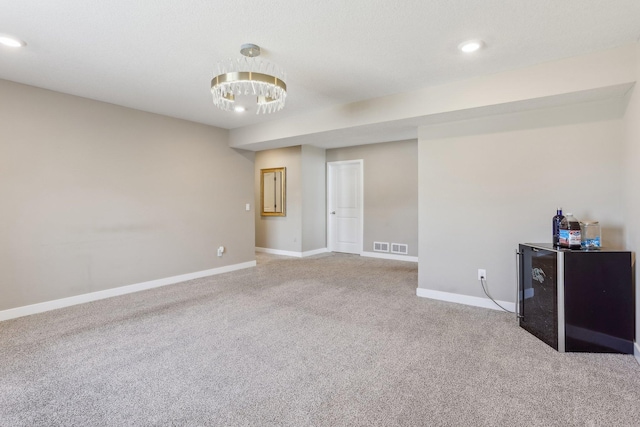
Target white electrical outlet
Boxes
[478,269,486,280]
[217,246,225,257]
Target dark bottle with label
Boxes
[552,208,564,247]
[559,213,581,250]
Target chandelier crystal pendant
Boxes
[211,44,287,114]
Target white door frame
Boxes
[327,159,364,254]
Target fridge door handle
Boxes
[516,249,523,320]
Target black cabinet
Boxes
[518,243,634,353]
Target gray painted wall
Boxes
[326,140,418,256]
[255,146,302,252]
[301,145,327,252]
[622,44,640,348]
[0,79,255,311]
[418,102,625,303]
[254,145,326,253]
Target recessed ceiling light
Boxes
[0,35,27,48]
[234,106,246,113]
[458,40,484,53]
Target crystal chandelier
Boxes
[211,44,287,114]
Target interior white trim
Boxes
[256,247,301,257]
[635,342,640,366]
[361,251,418,263]
[416,288,516,312]
[303,248,330,257]
[256,247,329,258]
[0,260,257,322]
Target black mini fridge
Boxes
[517,243,634,353]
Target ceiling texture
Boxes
[2,0,640,147]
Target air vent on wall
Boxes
[373,242,389,252]
[391,243,408,255]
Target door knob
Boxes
[330,211,336,214]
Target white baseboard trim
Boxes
[257,248,415,261]
[256,247,301,257]
[361,251,418,263]
[303,248,330,257]
[255,247,329,258]
[0,260,257,322]
[416,288,516,312]
[635,342,640,365]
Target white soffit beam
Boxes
[229,44,637,151]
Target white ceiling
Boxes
[2,0,640,133]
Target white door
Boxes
[327,160,363,254]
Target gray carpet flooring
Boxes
[1,252,639,426]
